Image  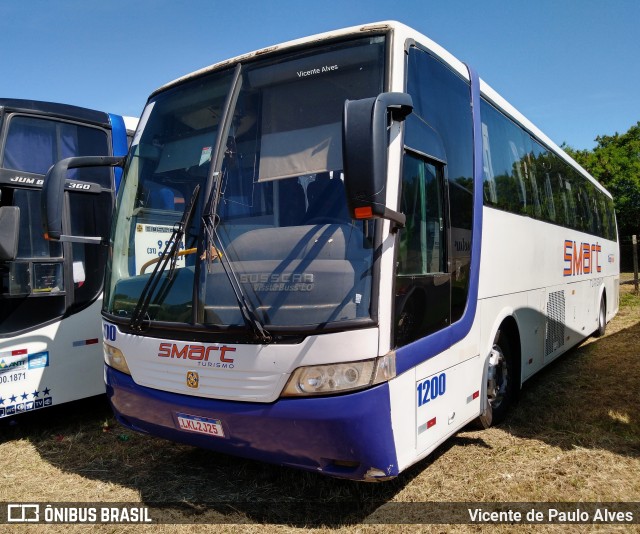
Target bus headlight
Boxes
[103,343,131,375]
[281,353,396,397]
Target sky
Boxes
[1,0,638,150]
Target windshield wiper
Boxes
[193,63,271,344]
[130,184,200,331]
[202,211,272,344]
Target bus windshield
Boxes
[0,114,112,336]
[105,36,385,333]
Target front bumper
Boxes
[106,365,399,480]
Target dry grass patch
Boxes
[1,283,639,531]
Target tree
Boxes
[563,122,640,238]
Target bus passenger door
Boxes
[394,151,450,347]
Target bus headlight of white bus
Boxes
[281,353,396,397]
[103,343,131,375]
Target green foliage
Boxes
[563,122,640,237]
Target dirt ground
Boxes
[1,284,638,533]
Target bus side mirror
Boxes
[42,155,124,244]
[342,92,413,228]
[0,206,20,261]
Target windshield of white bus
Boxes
[105,36,385,334]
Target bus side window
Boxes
[398,154,445,276]
[531,141,556,222]
[543,173,556,222]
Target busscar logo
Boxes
[240,272,314,292]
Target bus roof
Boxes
[0,98,112,128]
[152,22,396,96]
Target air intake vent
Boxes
[545,290,565,356]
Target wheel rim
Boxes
[599,301,606,331]
[487,344,508,410]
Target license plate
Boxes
[176,413,225,437]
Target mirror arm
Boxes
[384,207,406,232]
[0,206,20,261]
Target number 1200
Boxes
[417,373,446,407]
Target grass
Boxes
[1,283,639,533]
[620,287,640,309]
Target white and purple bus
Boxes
[0,99,133,419]
[44,22,618,480]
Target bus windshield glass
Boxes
[105,36,385,332]
[0,115,111,336]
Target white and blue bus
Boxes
[43,22,619,480]
[0,99,133,419]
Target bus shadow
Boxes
[2,321,637,526]
[2,392,483,525]
[0,394,111,445]
[496,318,640,458]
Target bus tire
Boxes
[594,296,606,337]
[478,329,515,428]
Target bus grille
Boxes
[545,290,565,356]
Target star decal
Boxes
[21,392,29,400]
[43,388,51,396]
[9,395,17,403]
[32,390,40,398]
[0,397,4,405]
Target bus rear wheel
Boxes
[594,296,606,337]
[479,330,515,428]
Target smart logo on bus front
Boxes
[157,343,236,369]
[563,240,602,277]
